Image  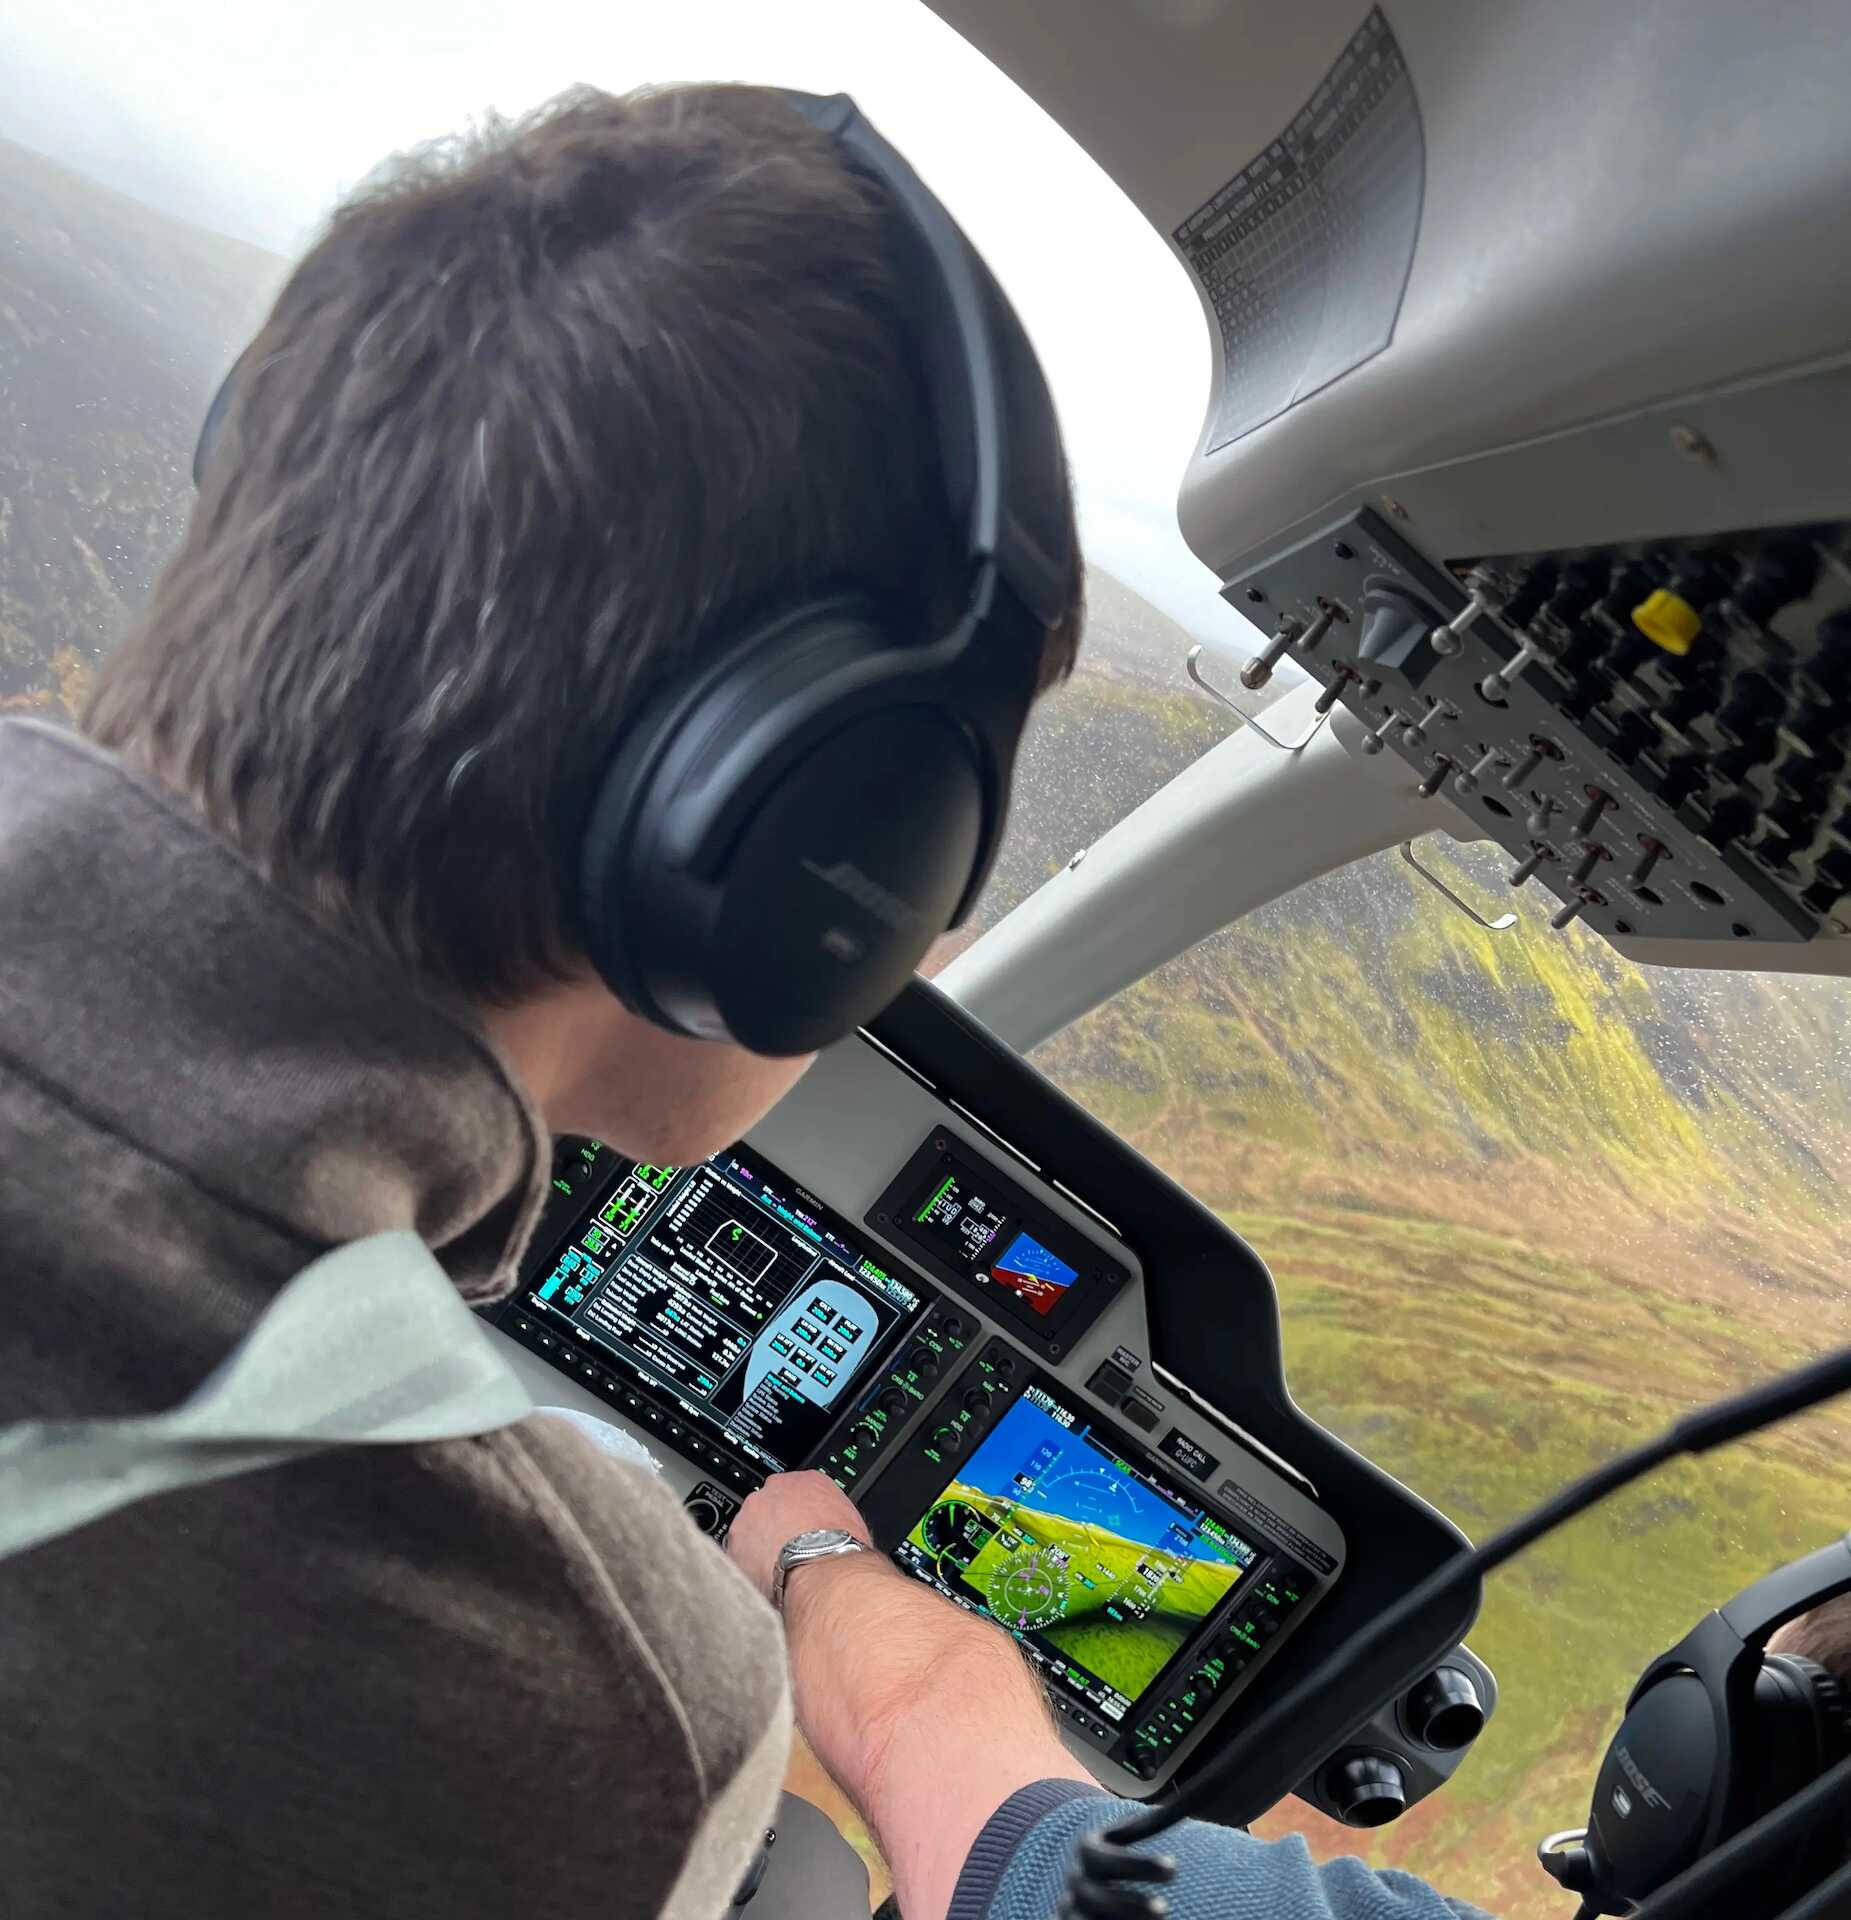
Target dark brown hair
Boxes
[1771,1593,1851,1682]
[86,84,1082,1002]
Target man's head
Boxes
[84,84,1082,1162]
[1770,1593,1851,1681]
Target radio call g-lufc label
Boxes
[1158,1428,1220,1482]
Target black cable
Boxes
[1059,1828,1177,1920]
[1626,1752,1851,1920]
[1772,1857,1851,1920]
[1107,1407,1693,1844]
[1060,1341,1851,1916]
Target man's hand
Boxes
[726,1470,872,1603]
[729,1470,1090,1920]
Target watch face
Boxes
[786,1527,852,1557]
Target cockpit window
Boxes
[994,804,1851,1911]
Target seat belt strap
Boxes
[0,1230,533,1566]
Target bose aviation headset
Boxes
[1537,1535,1851,1918]
[192,91,1074,1057]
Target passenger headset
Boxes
[191,91,1076,1058]
[113,90,1851,1920]
[1536,1539,1851,1918]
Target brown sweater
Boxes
[0,718,791,1918]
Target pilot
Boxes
[0,80,1071,1920]
[0,75,1726,1920]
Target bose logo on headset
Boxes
[191,91,1075,1060]
[800,858,929,934]
[1612,1745,1671,1815]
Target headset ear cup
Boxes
[577,602,888,1032]
[1789,1651,1851,1758]
[1751,1656,1843,1810]
[577,601,990,1052]
[1774,1655,1851,1755]
[694,703,983,1052]
[1739,1656,1851,1903]
[1585,1671,1721,1906]
[1756,1655,1851,1781]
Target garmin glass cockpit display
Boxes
[506,1127,1333,1787]
[518,1145,930,1477]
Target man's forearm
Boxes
[782,1551,1091,1920]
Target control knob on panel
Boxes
[1326,1752,1408,1829]
[962,1388,992,1418]
[875,1386,910,1419]
[930,1422,964,1454]
[906,1345,941,1384]
[1405,1667,1486,1751]
[684,1496,723,1537]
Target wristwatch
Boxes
[771,1527,872,1611]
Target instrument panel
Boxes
[485,983,1488,1818]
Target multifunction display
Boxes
[875,1136,1127,1358]
[521,1146,929,1472]
[894,1382,1258,1727]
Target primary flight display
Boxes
[895,1384,1256,1725]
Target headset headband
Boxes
[779,90,1071,634]
[1722,1534,1851,1648]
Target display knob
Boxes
[932,1424,963,1454]
[906,1346,941,1382]
[875,1387,909,1419]
[1326,1752,1407,1829]
[990,1351,1017,1380]
[684,1497,723,1536]
[963,1388,991,1418]
[1405,1667,1485,1751]
[938,1313,967,1341]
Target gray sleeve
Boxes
[497,1418,793,1916]
[951,1780,1496,1920]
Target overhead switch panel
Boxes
[1224,512,1851,950]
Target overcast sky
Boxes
[1,0,1277,659]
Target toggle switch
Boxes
[1452,747,1502,796]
